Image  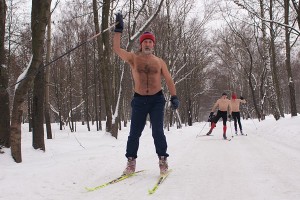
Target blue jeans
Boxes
[125,91,169,158]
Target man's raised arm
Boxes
[112,13,133,63]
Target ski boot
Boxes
[159,156,168,175]
[235,130,238,135]
[223,126,227,139]
[206,130,212,136]
[123,157,136,175]
[240,130,244,135]
[207,122,216,135]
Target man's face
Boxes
[141,39,154,54]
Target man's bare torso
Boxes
[231,99,246,112]
[213,98,231,112]
[130,53,163,95]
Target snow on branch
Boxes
[68,101,85,118]
[49,103,59,116]
[174,66,197,85]
[234,0,300,36]
[15,56,33,91]
[112,67,125,124]
[128,0,165,45]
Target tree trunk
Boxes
[45,12,52,139]
[269,0,284,117]
[93,42,99,131]
[0,0,10,148]
[54,63,63,130]
[68,55,74,132]
[245,44,261,120]
[259,69,267,120]
[101,0,113,135]
[284,0,298,116]
[259,0,280,120]
[28,92,33,131]
[97,65,102,131]
[187,97,192,126]
[84,37,90,131]
[10,0,51,163]
[92,0,113,134]
[32,65,45,151]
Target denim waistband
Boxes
[134,90,163,97]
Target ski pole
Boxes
[245,105,258,131]
[196,122,208,138]
[229,118,234,138]
[9,22,118,89]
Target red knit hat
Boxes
[232,93,237,99]
[139,32,156,44]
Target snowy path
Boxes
[159,122,300,200]
[1,117,300,200]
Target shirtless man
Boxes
[206,92,232,139]
[113,13,179,175]
[230,93,246,135]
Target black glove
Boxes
[208,113,214,122]
[240,96,244,100]
[228,114,232,119]
[114,12,124,33]
[170,96,179,110]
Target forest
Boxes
[0,0,299,162]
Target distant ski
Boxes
[235,134,248,136]
[85,170,145,192]
[197,134,214,138]
[148,169,172,195]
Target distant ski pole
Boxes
[196,122,208,137]
[229,119,234,138]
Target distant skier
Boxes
[230,93,246,135]
[112,12,179,175]
[206,92,232,139]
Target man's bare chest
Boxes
[133,57,161,75]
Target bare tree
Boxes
[214,23,263,120]
[82,32,90,131]
[258,0,280,120]
[233,0,280,120]
[92,0,113,135]
[291,0,300,32]
[284,0,298,116]
[44,9,53,139]
[10,0,51,162]
[269,0,284,117]
[32,63,45,150]
[234,0,298,118]
[0,0,10,148]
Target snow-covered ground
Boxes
[1,115,300,200]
